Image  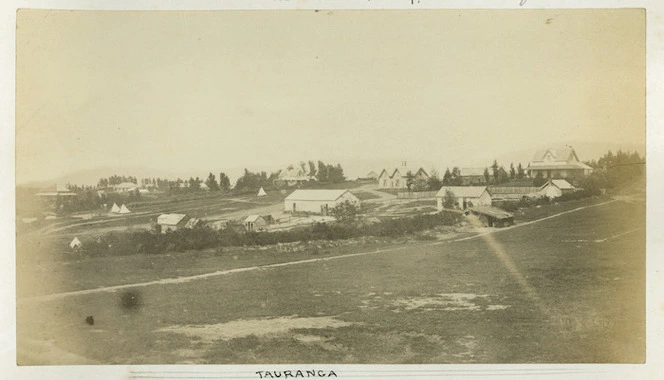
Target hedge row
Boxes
[494,188,602,212]
[77,211,462,257]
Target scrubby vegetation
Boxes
[493,187,605,213]
[75,211,462,257]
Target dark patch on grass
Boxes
[120,290,143,312]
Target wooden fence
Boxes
[397,191,438,199]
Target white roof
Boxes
[244,214,263,222]
[157,213,188,225]
[436,186,488,198]
[285,189,355,202]
[543,179,575,190]
[110,203,121,213]
[257,187,267,196]
[115,182,138,189]
[119,204,131,214]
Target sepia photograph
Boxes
[9,3,656,376]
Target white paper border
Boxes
[2,1,662,379]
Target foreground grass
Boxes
[16,196,610,298]
[17,197,644,364]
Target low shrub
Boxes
[83,210,462,257]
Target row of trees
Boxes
[234,169,281,192]
[314,161,346,183]
[97,175,138,188]
[204,172,232,192]
[402,161,528,192]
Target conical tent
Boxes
[119,204,131,214]
[70,237,82,249]
[110,203,121,213]
[257,187,267,197]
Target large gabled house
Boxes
[274,167,314,187]
[527,147,593,181]
[377,162,429,189]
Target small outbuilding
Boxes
[539,179,575,199]
[284,189,360,215]
[244,215,268,232]
[184,217,203,229]
[156,213,189,233]
[468,206,515,227]
[436,186,492,211]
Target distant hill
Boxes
[19,166,190,188]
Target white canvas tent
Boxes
[70,237,82,249]
[110,203,121,213]
[257,187,267,197]
[119,204,131,214]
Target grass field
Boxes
[16,194,645,364]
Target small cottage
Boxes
[244,215,268,232]
[436,186,492,211]
[156,213,190,233]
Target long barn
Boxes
[284,189,360,216]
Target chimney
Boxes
[402,161,407,167]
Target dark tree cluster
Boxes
[97,175,138,188]
[582,150,644,191]
[235,169,280,191]
[316,161,346,183]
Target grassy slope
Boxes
[17,197,644,364]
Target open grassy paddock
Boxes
[16,194,645,364]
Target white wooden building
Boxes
[284,189,360,215]
[539,179,575,199]
[527,147,593,181]
[436,186,492,211]
[377,162,429,189]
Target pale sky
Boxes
[15,9,645,184]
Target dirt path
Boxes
[19,199,619,305]
[355,183,397,202]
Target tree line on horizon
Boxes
[92,160,347,195]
